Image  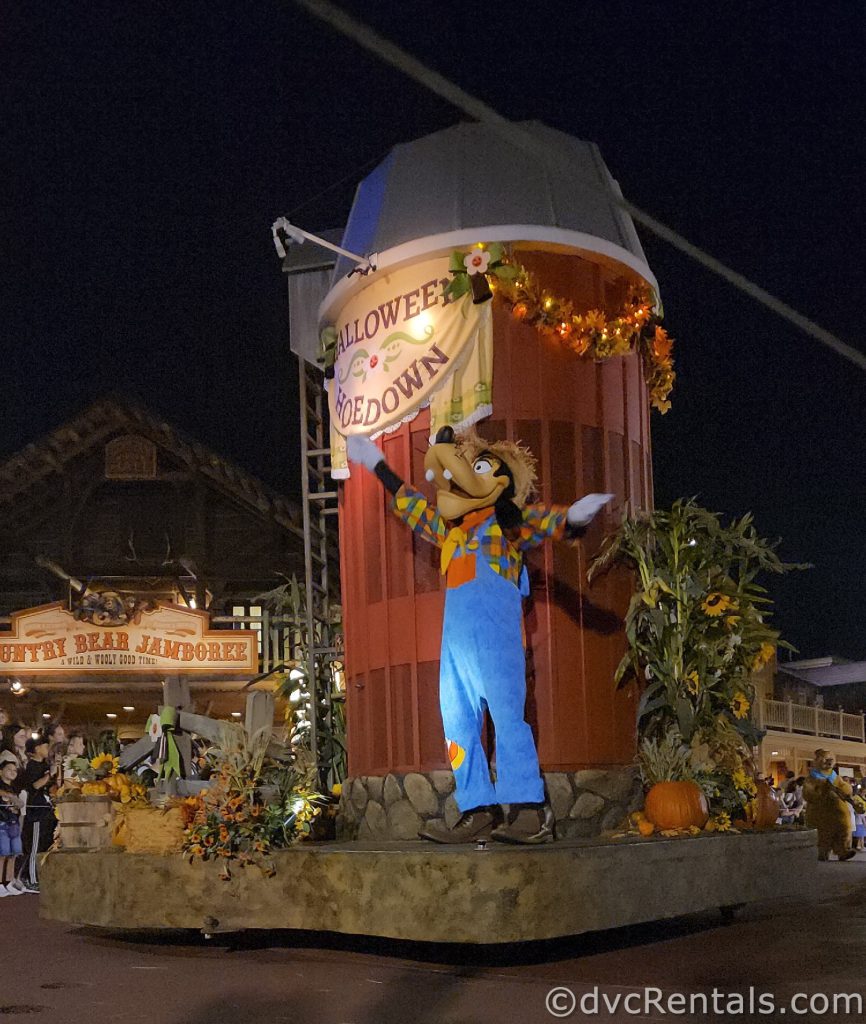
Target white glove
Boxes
[567,493,614,527]
[346,434,384,471]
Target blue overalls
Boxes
[440,515,545,811]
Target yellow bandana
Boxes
[440,508,492,575]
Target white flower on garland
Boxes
[463,250,491,275]
[147,713,163,744]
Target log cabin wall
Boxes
[340,252,651,777]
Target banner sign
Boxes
[0,603,258,675]
[328,256,485,437]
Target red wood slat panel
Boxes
[361,468,383,607]
[417,659,447,768]
[606,431,627,507]
[581,426,604,493]
[476,419,507,443]
[601,358,626,435]
[549,421,576,503]
[389,662,413,770]
[367,667,388,773]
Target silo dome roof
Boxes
[325,120,655,308]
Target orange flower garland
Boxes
[450,246,676,413]
[498,267,675,413]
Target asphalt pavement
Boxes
[2,857,865,1023]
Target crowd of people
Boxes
[0,708,85,895]
[770,771,807,825]
[769,768,866,850]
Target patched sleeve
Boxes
[392,484,447,548]
[515,504,570,550]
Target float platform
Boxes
[40,829,816,944]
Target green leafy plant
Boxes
[255,574,346,787]
[637,727,696,786]
[85,730,120,760]
[591,499,807,818]
[590,499,804,745]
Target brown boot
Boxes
[419,808,499,844]
[491,804,555,845]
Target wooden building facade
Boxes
[0,397,315,728]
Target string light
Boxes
[487,251,674,413]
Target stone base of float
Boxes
[40,829,816,944]
[338,769,643,842]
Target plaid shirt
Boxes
[392,484,569,586]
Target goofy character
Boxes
[347,428,611,844]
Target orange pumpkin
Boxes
[638,818,655,837]
[644,781,709,830]
[752,780,779,829]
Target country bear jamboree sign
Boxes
[0,603,258,674]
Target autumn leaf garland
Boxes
[446,244,676,413]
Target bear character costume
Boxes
[347,427,611,844]
[802,748,857,861]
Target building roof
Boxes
[0,397,303,540]
[780,658,866,688]
[330,120,652,283]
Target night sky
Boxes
[3,2,865,659]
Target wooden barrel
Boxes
[55,796,115,850]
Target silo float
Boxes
[320,122,666,839]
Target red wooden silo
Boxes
[322,123,660,831]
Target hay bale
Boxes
[113,806,186,855]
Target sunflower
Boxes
[732,769,756,796]
[705,811,732,833]
[90,753,119,773]
[725,614,741,629]
[730,691,751,720]
[701,592,732,617]
[685,671,700,696]
[752,642,776,671]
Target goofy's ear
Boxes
[495,497,523,532]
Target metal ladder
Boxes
[297,357,341,785]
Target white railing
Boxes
[758,698,865,742]
[762,699,789,730]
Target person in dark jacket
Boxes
[19,736,56,890]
